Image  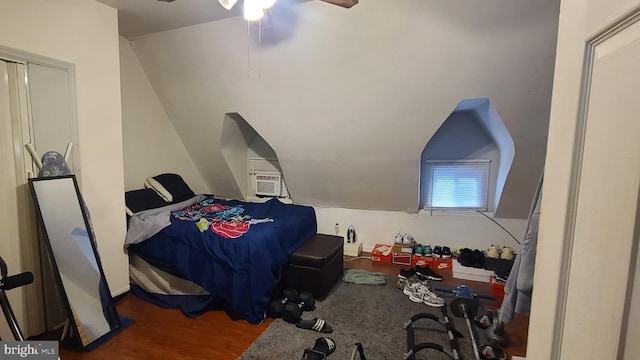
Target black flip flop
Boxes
[301,337,336,360]
[296,318,333,333]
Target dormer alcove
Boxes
[220,112,289,202]
[420,99,514,213]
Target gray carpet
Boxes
[239,276,483,360]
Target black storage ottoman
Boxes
[284,234,344,299]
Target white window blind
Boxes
[424,160,490,210]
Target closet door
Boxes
[0,58,78,340]
[27,63,79,174]
[0,59,45,340]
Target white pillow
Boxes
[145,178,173,202]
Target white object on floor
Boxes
[512,357,526,360]
[344,241,362,257]
[452,261,494,283]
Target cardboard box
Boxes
[489,275,505,298]
[371,244,392,263]
[392,252,412,266]
[433,258,453,271]
[392,243,414,255]
[452,260,493,282]
[412,255,434,268]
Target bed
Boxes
[124,174,317,324]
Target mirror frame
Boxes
[28,174,121,350]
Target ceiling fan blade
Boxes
[320,0,358,8]
[219,0,239,10]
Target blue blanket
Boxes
[128,196,317,323]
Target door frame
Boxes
[0,45,79,338]
[550,6,640,359]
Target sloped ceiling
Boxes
[127,0,560,218]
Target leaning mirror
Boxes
[29,175,121,350]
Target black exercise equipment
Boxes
[268,288,301,318]
[440,305,463,360]
[474,309,494,329]
[438,285,486,360]
[478,344,507,360]
[485,310,509,348]
[349,342,367,360]
[404,343,454,360]
[403,312,463,360]
[283,291,316,324]
[0,256,33,341]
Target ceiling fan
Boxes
[159,0,358,21]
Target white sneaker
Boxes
[501,246,515,260]
[408,283,445,307]
[408,284,428,303]
[421,288,446,308]
[487,245,500,259]
[394,232,403,245]
[402,233,415,245]
[402,279,428,297]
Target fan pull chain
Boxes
[247,20,251,79]
[247,20,262,79]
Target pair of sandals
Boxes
[301,337,336,360]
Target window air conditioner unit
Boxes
[255,173,281,197]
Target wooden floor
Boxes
[41,256,527,359]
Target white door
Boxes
[0,59,44,340]
[0,55,79,339]
[529,1,640,359]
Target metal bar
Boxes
[0,289,25,341]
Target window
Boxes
[423,160,490,211]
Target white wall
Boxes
[129,0,560,218]
[119,37,209,194]
[0,0,128,295]
[315,207,526,253]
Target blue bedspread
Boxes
[128,196,317,324]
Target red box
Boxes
[392,252,412,266]
[489,275,505,298]
[412,256,434,268]
[433,258,453,271]
[371,244,392,263]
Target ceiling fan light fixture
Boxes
[243,0,264,21]
[218,0,238,10]
[258,0,276,9]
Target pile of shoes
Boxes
[413,243,433,257]
[393,232,454,259]
[485,245,515,260]
[493,268,510,284]
[457,248,486,268]
[394,232,415,246]
[396,266,446,308]
[268,288,334,334]
[432,246,452,258]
